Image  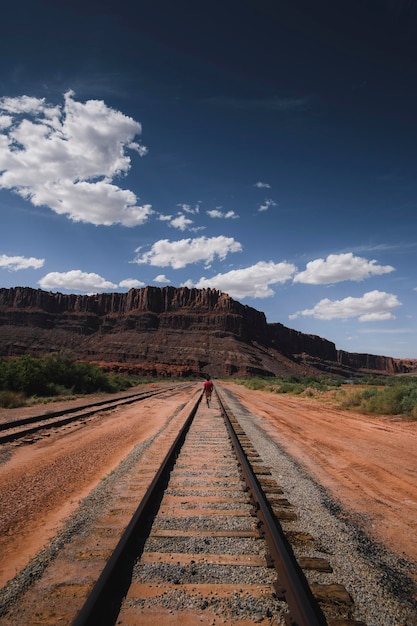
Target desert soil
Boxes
[0,385,191,589]
[221,382,417,568]
[0,382,416,592]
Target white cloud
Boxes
[0,254,45,271]
[0,115,12,129]
[289,290,401,322]
[119,278,146,289]
[258,198,277,212]
[133,236,242,269]
[207,209,239,219]
[254,181,271,188]
[177,202,201,214]
[0,91,151,226]
[154,274,171,283]
[294,253,395,284]
[170,214,194,230]
[183,260,297,299]
[0,95,47,114]
[38,270,118,292]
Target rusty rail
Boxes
[72,393,202,625]
[0,384,190,444]
[216,389,327,626]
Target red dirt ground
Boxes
[222,382,417,568]
[0,382,416,591]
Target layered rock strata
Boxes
[0,286,415,378]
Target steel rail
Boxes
[72,392,203,626]
[216,389,327,626]
[0,384,190,444]
[0,392,141,433]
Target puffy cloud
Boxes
[119,278,146,289]
[0,95,47,114]
[38,270,118,292]
[170,214,194,231]
[290,290,401,322]
[254,181,271,188]
[207,209,238,219]
[133,236,242,269]
[294,253,395,284]
[258,198,277,212]
[0,91,151,226]
[184,260,297,299]
[0,254,45,270]
[154,274,171,283]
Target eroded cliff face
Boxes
[0,287,415,377]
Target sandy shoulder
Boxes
[0,387,192,588]
[220,382,417,565]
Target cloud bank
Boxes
[184,260,296,299]
[38,270,118,292]
[290,290,401,322]
[294,253,394,284]
[0,254,44,270]
[133,236,242,269]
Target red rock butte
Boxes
[0,286,416,378]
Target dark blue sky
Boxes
[1,0,417,357]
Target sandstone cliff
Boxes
[0,286,415,378]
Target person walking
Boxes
[203,376,214,406]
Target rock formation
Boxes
[0,286,415,378]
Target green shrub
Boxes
[337,391,362,409]
[227,375,417,417]
[339,380,417,417]
[400,387,417,415]
[0,354,134,399]
[276,382,304,395]
[238,378,270,391]
[234,375,343,396]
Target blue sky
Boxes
[1,0,417,359]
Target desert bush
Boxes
[0,390,26,408]
[276,382,304,394]
[238,378,271,391]
[235,375,342,396]
[0,354,134,399]
[338,379,417,417]
[367,384,417,416]
[337,389,365,409]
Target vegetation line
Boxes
[0,353,136,408]
[231,375,417,419]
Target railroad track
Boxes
[0,386,366,625]
[0,383,190,445]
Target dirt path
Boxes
[221,382,417,566]
[0,386,194,589]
